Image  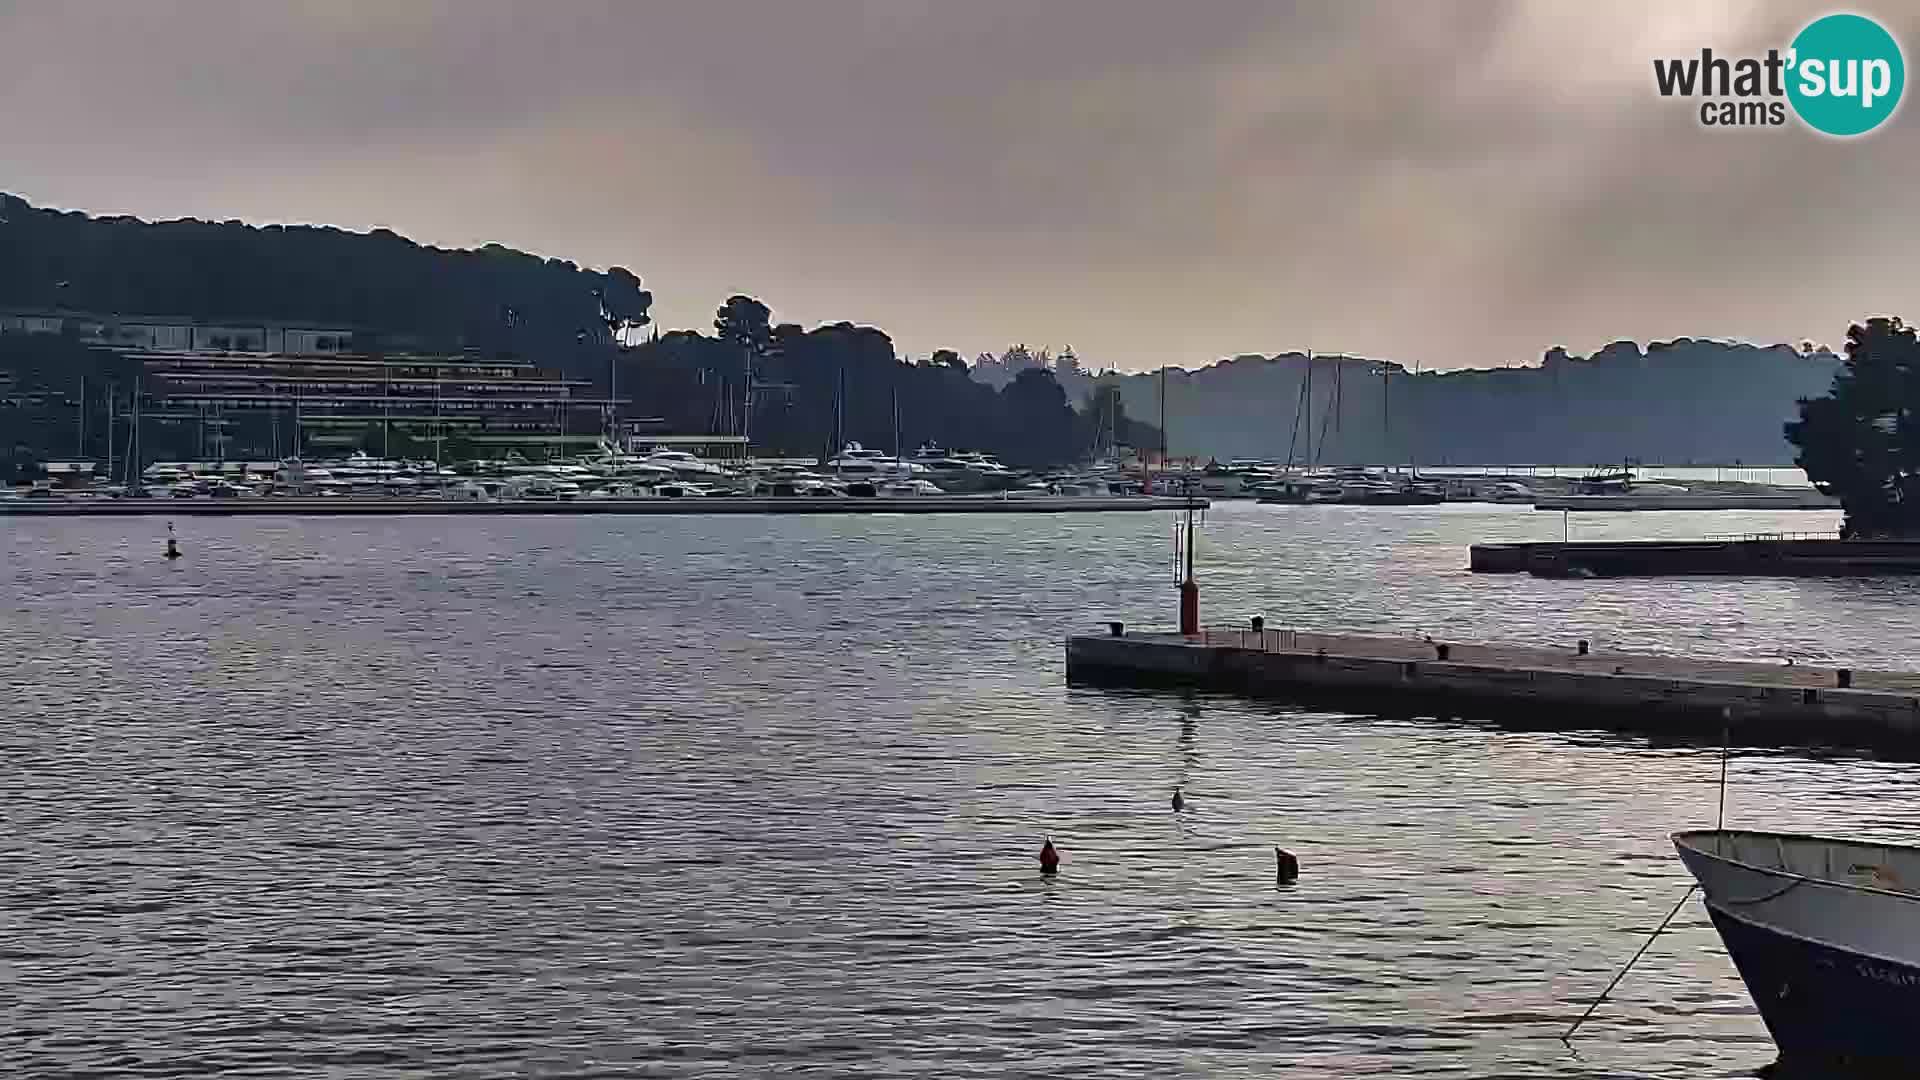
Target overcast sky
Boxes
[2,1,1916,370]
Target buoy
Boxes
[164,523,182,561]
[1275,846,1299,884]
[1039,838,1060,875]
[1171,788,1185,812]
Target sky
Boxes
[2,1,1917,372]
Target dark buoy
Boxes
[164,523,182,561]
[1275,846,1299,884]
[1171,787,1185,812]
[1039,838,1060,875]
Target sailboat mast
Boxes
[1305,351,1314,468]
[130,376,142,486]
[1159,365,1168,474]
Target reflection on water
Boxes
[3,503,1914,1078]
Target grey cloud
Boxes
[0,1,1912,371]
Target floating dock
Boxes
[1470,538,1920,577]
[1067,627,1920,744]
[0,494,1207,518]
[1534,492,1837,511]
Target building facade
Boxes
[2,309,620,461]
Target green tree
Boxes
[1786,316,1920,537]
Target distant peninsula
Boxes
[1024,341,1839,465]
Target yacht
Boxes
[906,445,1016,491]
[750,466,835,497]
[142,463,191,486]
[584,481,656,499]
[826,442,927,478]
[502,475,581,500]
[641,449,730,478]
[875,478,944,497]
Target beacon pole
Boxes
[1178,486,1199,636]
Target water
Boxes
[6,503,1920,1079]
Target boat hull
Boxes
[1675,829,1920,1070]
[1705,903,1920,1067]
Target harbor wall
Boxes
[1470,539,1920,577]
[1535,492,1837,511]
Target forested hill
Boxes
[0,193,652,358]
[0,197,1153,468]
[1105,340,1841,465]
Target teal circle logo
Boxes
[1787,13,1905,136]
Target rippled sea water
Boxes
[8,503,1920,1079]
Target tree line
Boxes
[617,296,1155,468]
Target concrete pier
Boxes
[0,494,1206,518]
[1067,628,1920,745]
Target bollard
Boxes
[1435,643,1451,661]
[1577,639,1590,656]
[1108,621,1125,637]
[1838,668,1853,689]
[1250,616,1265,634]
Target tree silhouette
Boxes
[1786,316,1920,537]
[714,295,772,358]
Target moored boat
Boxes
[1673,828,1920,1070]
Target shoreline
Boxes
[0,494,1209,518]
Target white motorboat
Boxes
[502,476,581,500]
[826,442,928,479]
[750,467,835,497]
[642,449,730,478]
[908,444,1015,491]
[1674,829,1920,1069]
[652,481,711,498]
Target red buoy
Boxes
[1039,838,1060,874]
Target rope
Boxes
[1561,884,1698,1044]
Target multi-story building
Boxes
[2,308,623,460]
[129,350,621,457]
